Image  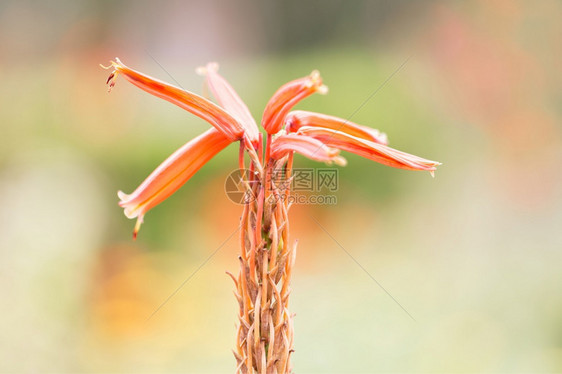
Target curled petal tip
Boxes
[100,59,121,71]
[118,190,138,218]
[196,62,219,76]
[317,84,329,95]
[307,70,327,93]
[334,156,347,167]
[380,132,389,144]
[309,70,322,85]
[208,62,219,72]
[117,190,132,210]
[309,70,328,95]
[430,171,435,178]
[117,190,128,200]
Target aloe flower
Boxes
[103,58,440,373]
[117,128,231,239]
[286,110,389,145]
[269,133,347,165]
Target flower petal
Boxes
[104,58,244,141]
[286,110,388,145]
[270,133,346,165]
[262,70,328,135]
[297,127,440,173]
[118,128,232,237]
[197,63,260,147]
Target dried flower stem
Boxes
[233,143,296,374]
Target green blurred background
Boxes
[1,0,561,372]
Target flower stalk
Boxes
[232,145,297,373]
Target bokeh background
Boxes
[1,0,561,372]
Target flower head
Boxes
[103,58,440,237]
[104,58,442,373]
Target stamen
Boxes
[308,70,328,94]
[132,215,143,240]
[102,60,120,93]
[105,71,118,93]
[105,72,115,85]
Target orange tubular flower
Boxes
[104,58,244,141]
[297,126,440,175]
[285,110,389,145]
[261,70,328,135]
[118,128,231,238]
[197,63,260,148]
[270,133,346,165]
